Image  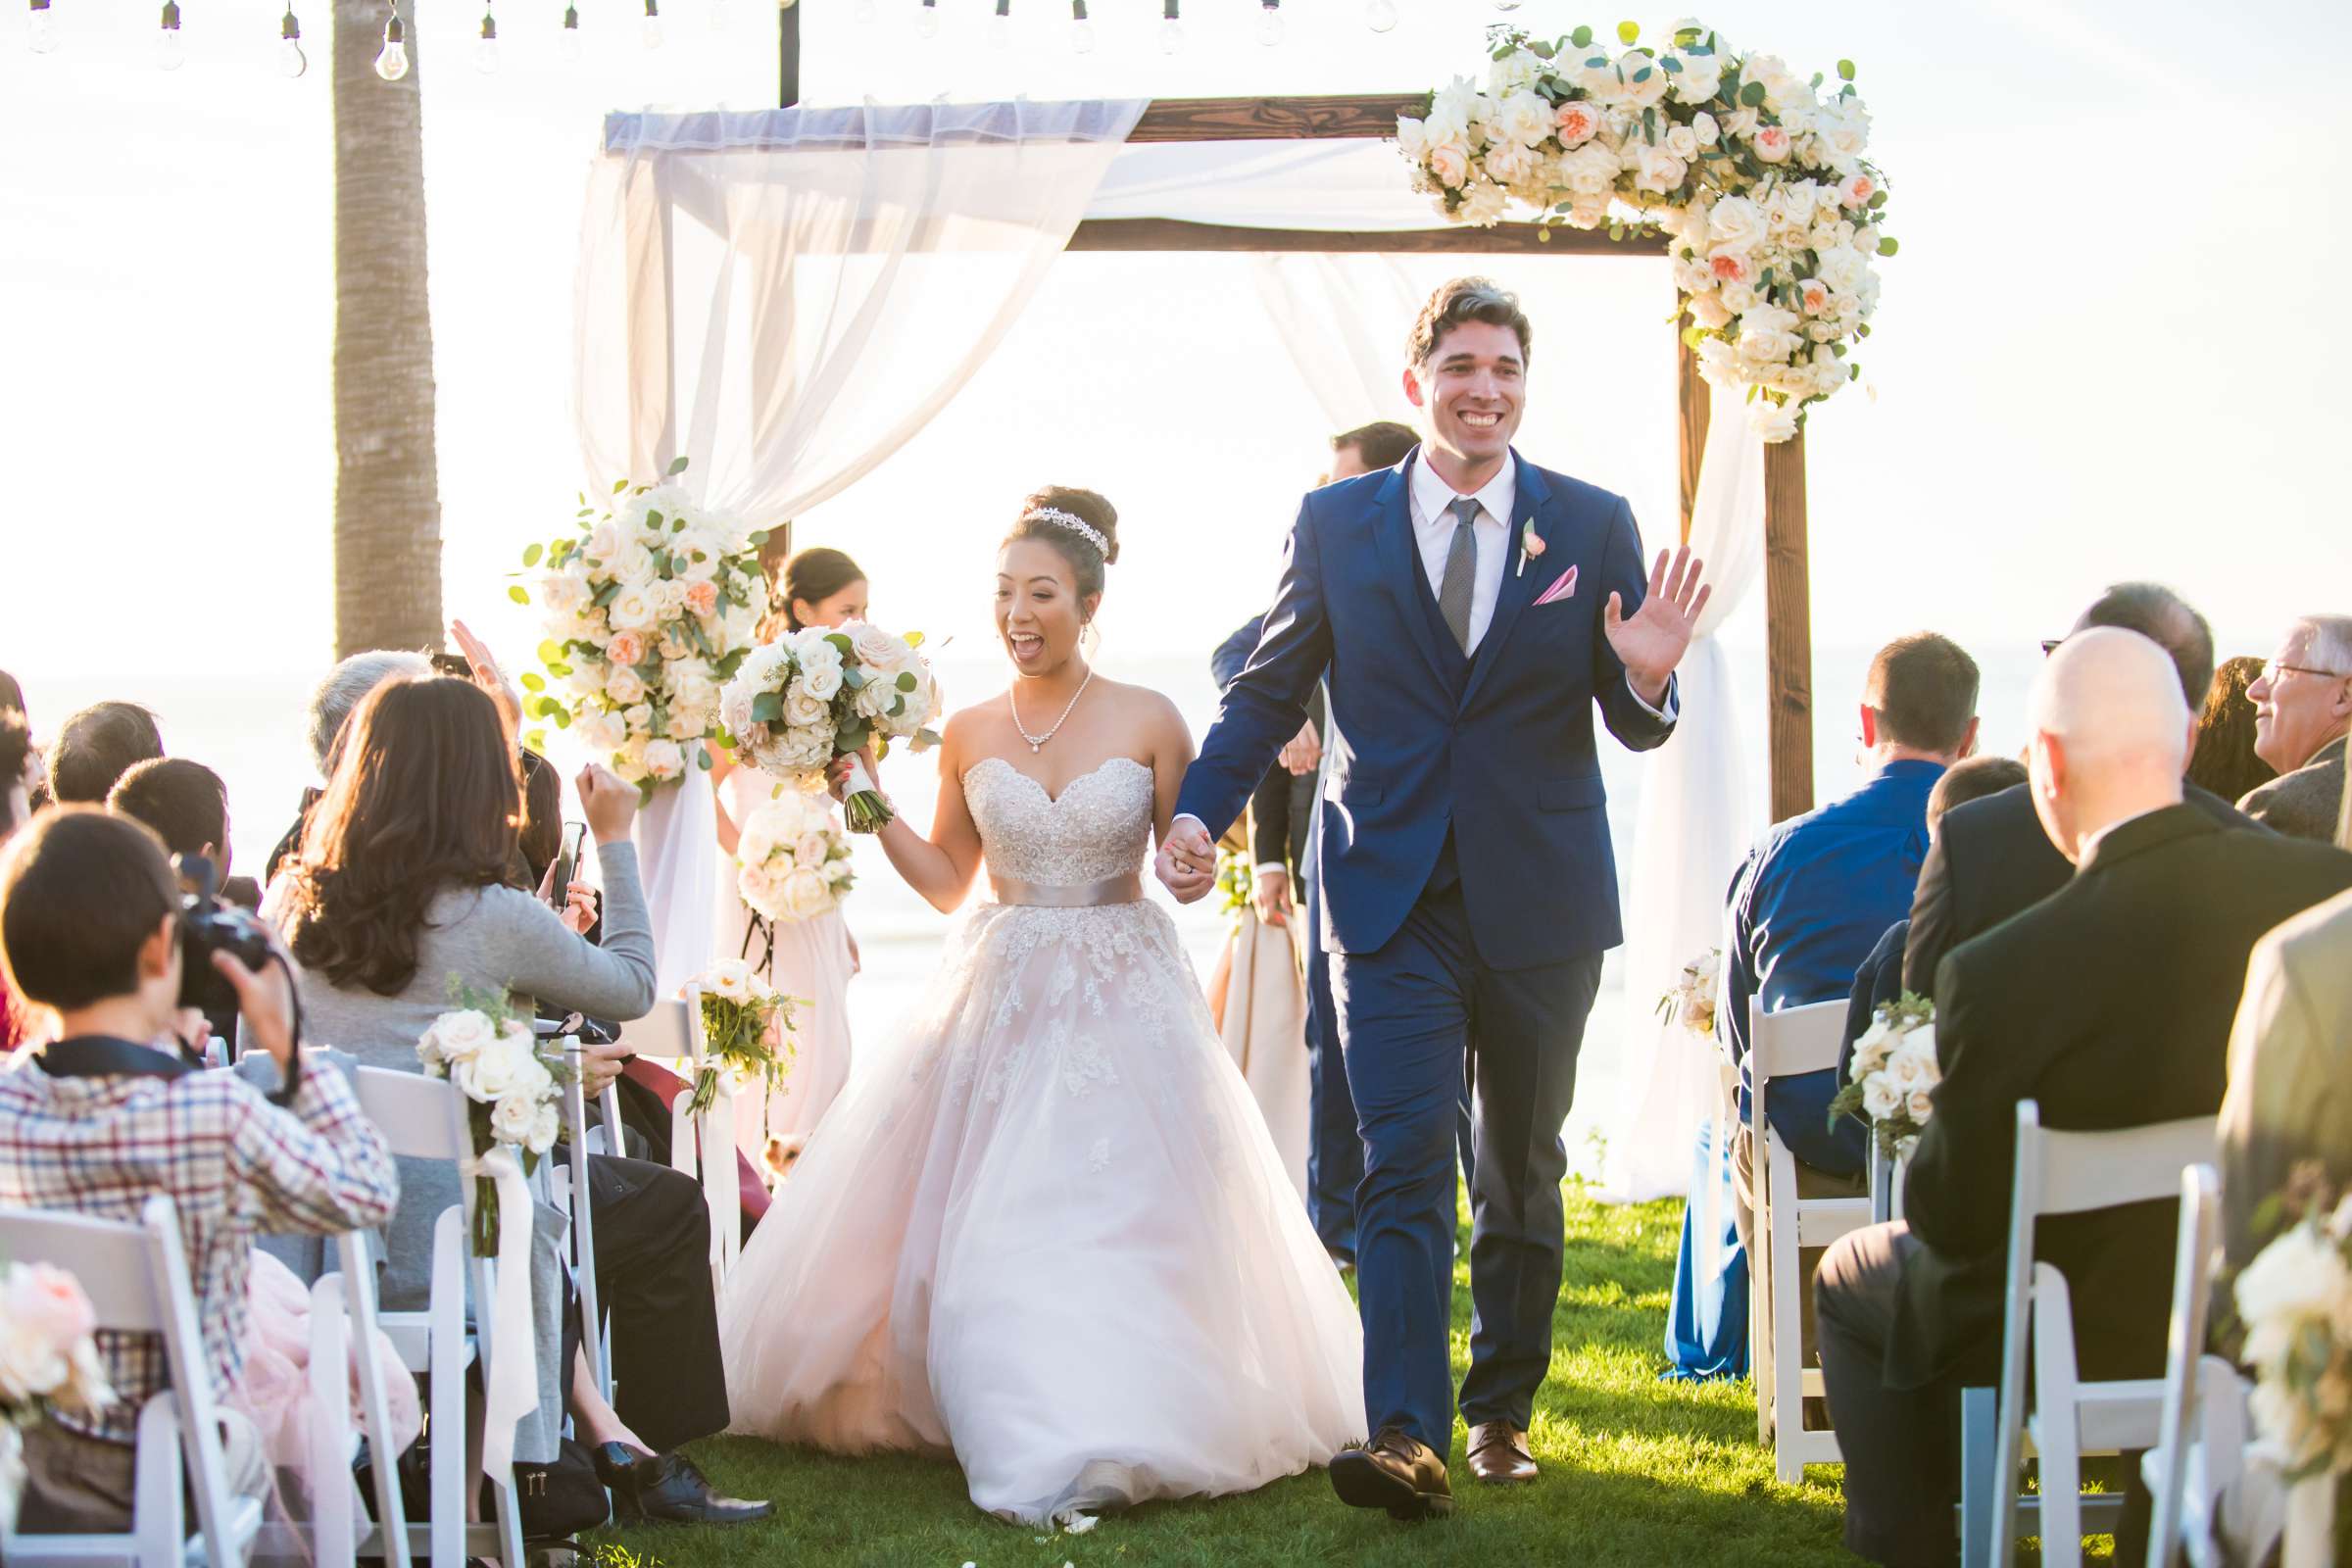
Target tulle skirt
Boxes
[717,897,1365,1525]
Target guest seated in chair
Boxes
[44,700,164,808]
[108,758,239,1054]
[1839,755,2029,1086]
[0,807,400,1534]
[1815,628,2352,1568]
[257,673,769,1526]
[2239,613,2352,841]
[1903,582,2264,1000]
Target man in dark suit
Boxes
[1815,628,2352,1567]
[1903,582,2259,997]
[1213,420,1419,1270]
[1161,278,1709,1512]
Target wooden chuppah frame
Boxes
[1069,93,1815,820]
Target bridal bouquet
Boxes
[1656,947,1721,1037]
[718,621,943,832]
[681,959,797,1133]
[737,786,855,925]
[416,987,568,1256]
[1828,994,1936,1158]
[0,1260,115,1532]
[2235,1175,2352,1480]
[517,458,772,794]
[1397,21,1890,439]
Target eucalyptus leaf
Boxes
[508,585,530,605]
[520,671,546,693]
[612,479,628,494]
[522,543,543,567]
[667,454,690,475]
[1837,58,1855,80]
[1740,80,1765,106]
[897,671,917,692]
[1569,23,1591,46]
[751,692,784,723]
[696,746,713,770]
[1615,19,1637,43]
[747,529,770,546]
[1877,236,1899,256]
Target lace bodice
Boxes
[962,757,1152,889]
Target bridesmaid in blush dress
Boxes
[710,542,867,1172]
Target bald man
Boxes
[1812,629,2352,1568]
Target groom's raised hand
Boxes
[1604,545,1711,707]
[1155,816,1217,905]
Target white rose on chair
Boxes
[2235,1185,2352,1479]
[416,987,573,1257]
[0,1257,115,1530]
[1656,948,1721,1039]
[1830,995,1937,1158]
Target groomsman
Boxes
[1212,419,1421,1270]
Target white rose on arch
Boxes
[1629,144,1689,196]
[1494,88,1554,150]
[1459,179,1510,226]
[1613,49,1670,110]
[1747,397,1800,442]
[1428,142,1472,190]
[1668,50,1722,103]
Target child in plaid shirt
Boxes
[0,807,398,1532]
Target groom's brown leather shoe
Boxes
[1330,1426,1452,1520]
[1466,1421,1538,1485]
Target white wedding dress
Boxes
[717,756,1365,1524]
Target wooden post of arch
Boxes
[1763,435,1812,820]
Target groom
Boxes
[1158,277,1707,1518]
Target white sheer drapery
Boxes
[575,99,1144,995]
[1250,254,1421,432]
[1596,383,1766,1202]
[1088,137,1450,232]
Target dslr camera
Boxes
[174,855,275,1015]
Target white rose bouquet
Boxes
[718,620,943,833]
[515,457,773,797]
[1827,993,1936,1158]
[2234,1176,2352,1483]
[0,1260,116,1531]
[736,786,855,927]
[681,960,798,1145]
[1656,947,1722,1037]
[416,986,570,1256]
[1396,20,1892,440]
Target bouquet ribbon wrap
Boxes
[842,755,894,833]
[462,1143,536,1477]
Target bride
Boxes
[716,486,1365,1525]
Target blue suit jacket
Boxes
[1176,449,1675,970]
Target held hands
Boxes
[1154,817,1216,905]
[1279,721,1321,778]
[575,763,638,845]
[1603,545,1712,707]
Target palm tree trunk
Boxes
[331,0,442,659]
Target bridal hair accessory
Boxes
[1024,507,1109,559]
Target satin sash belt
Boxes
[990,872,1144,907]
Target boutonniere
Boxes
[1516,520,1546,577]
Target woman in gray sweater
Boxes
[259,673,764,1524]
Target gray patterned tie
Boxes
[1437,495,1480,654]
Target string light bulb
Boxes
[372,6,408,77]
[156,0,184,68]
[989,0,1008,47]
[915,0,937,37]
[558,0,581,58]
[1364,0,1396,31]
[1156,0,1180,53]
[28,0,58,53]
[1068,0,1091,51]
[473,3,496,71]
[278,4,307,74]
[640,0,662,47]
[1255,0,1281,45]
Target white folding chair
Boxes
[0,1195,263,1567]
[2282,1473,2336,1568]
[294,1226,415,1568]
[615,991,739,1291]
[1977,1101,2218,1568]
[349,1066,528,1568]
[1746,996,1873,1481]
[2141,1163,2236,1568]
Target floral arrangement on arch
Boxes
[681,960,798,1140]
[737,785,856,927]
[1396,19,1892,441]
[718,622,943,833]
[1656,947,1721,1038]
[0,1260,115,1532]
[516,457,773,794]
[416,986,570,1256]
[1828,994,1937,1158]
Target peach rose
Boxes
[1706,248,1753,285]
[1796,277,1833,317]
[1554,100,1603,148]
[1751,123,1792,164]
[1838,172,1876,209]
[683,579,719,617]
[606,630,647,668]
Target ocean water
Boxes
[19,640,2043,1179]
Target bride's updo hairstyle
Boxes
[1004,487,1119,607]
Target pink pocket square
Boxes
[1534,565,1579,606]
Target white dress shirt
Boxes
[1410,450,1516,655]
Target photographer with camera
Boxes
[0,807,399,1533]
[108,757,241,1057]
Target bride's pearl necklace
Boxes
[1009,667,1093,754]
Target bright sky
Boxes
[4,0,2348,691]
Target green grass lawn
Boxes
[586,1188,1866,1567]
